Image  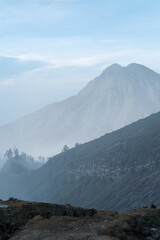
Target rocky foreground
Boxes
[0,200,160,240]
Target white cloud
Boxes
[0,79,13,87]
[7,50,132,69]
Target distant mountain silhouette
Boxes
[0,63,160,156]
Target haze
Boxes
[1,0,160,125]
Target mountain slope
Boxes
[1,63,160,156]
[1,111,160,212]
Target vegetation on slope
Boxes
[1,112,160,212]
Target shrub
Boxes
[8,197,18,201]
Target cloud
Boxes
[9,50,133,69]
[0,56,46,81]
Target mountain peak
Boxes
[105,63,122,71]
[1,62,160,157]
[127,63,148,70]
[106,63,148,71]
[127,63,142,67]
[109,63,122,68]
[103,63,158,76]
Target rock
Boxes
[0,201,160,240]
[31,215,43,221]
[0,200,96,240]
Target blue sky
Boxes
[0,0,160,125]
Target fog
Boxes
[0,63,160,158]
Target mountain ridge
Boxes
[0,63,160,157]
[1,111,160,212]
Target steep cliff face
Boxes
[1,63,160,157]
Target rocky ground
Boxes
[0,200,160,240]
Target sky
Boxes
[0,0,160,125]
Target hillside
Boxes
[0,200,160,240]
[1,63,160,157]
[1,111,160,212]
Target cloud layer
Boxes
[0,0,160,125]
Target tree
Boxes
[4,148,13,160]
[62,145,69,152]
[151,203,156,209]
[38,156,45,164]
[13,147,19,157]
[75,142,81,147]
